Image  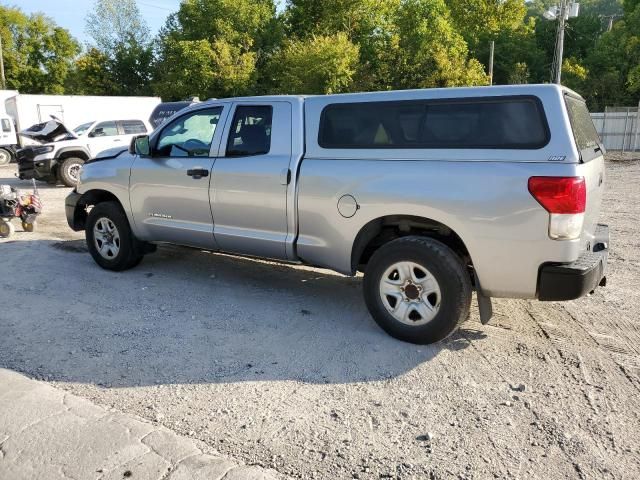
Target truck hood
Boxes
[84,146,129,165]
[18,116,77,144]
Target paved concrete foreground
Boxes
[0,369,280,480]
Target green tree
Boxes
[0,6,79,94]
[65,48,116,95]
[474,21,547,85]
[152,39,256,100]
[86,0,153,95]
[283,0,399,90]
[390,0,488,88]
[446,0,527,51]
[266,32,360,94]
[153,0,277,99]
[561,57,589,93]
[624,0,640,14]
[582,0,640,108]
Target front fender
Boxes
[75,153,137,233]
[65,190,84,231]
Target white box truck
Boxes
[0,94,161,165]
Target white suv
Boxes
[17,117,151,187]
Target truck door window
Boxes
[154,107,222,157]
[226,106,273,157]
[73,122,94,136]
[121,120,147,134]
[1,119,10,133]
[89,121,118,137]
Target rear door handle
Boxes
[187,168,209,179]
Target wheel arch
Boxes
[351,215,473,277]
[56,147,90,161]
[71,189,125,231]
[54,148,90,179]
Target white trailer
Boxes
[4,93,161,147]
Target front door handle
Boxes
[187,168,209,179]
[280,168,291,185]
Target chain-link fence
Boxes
[591,104,640,152]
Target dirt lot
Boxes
[1,158,639,480]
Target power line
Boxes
[137,1,175,12]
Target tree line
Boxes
[1,0,639,110]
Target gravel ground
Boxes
[1,157,639,480]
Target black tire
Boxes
[58,156,85,187]
[0,220,15,238]
[0,148,12,166]
[21,220,36,232]
[85,201,144,271]
[363,236,472,344]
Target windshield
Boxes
[73,122,94,136]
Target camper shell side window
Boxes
[318,96,550,150]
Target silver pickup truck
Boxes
[66,85,609,344]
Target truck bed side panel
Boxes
[296,158,589,299]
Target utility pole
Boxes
[0,34,6,90]
[488,41,495,86]
[554,0,568,85]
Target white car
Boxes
[16,117,151,187]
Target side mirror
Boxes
[130,135,151,156]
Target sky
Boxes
[4,0,182,46]
[7,1,287,46]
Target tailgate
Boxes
[577,156,605,247]
[564,93,606,249]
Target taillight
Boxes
[528,177,586,214]
[528,176,586,240]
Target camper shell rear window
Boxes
[564,94,603,163]
[318,96,550,150]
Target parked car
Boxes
[17,117,151,187]
[66,85,609,344]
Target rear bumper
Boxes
[538,224,609,301]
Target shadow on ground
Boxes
[0,240,486,388]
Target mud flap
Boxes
[474,272,493,325]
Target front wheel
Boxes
[0,148,12,166]
[85,201,144,271]
[58,157,85,187]
[363,236,472,344]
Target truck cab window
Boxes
[1,119,11,133]
[121,120,147,134]
[89,121,118,137]
[154,108,222,157]
[226,106,273,157]
[73,122,94,136]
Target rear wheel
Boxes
[0,148,12,166]
[58,156,85,187]
[86,201,144,271]
[363,236,471,344]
